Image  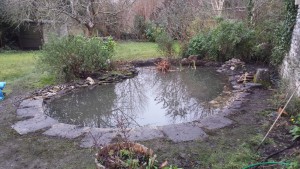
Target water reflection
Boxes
[47,67,227,128]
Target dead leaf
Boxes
[160,161,168,168]
[277,107,288,116]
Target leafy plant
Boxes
[187,19,255,62]
[145,23,163,42]
[38,35,115,81]
[288,161,300,169]
[155,31,176,58]
[134,15,147,39]
[270,0,297,66]
[290,126,300,140]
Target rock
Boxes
[12,115,58,135]
[86,77,95,85]
[43,123,90,139]
[159,123,207,142]
[19,99,43,109]
[52,86,60,92]
[244,83,263,89]
[197,116,233,130]
[217,58,245,73]
[127,126,164,141]
[254,68,271,87]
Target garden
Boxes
[1,0,300,169]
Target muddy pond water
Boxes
[46,67,228,128]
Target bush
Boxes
[133,15,147,39]
[38,35,115,81]
[145,23,163,42]
[187,20,256,62]
[155,31,176,58]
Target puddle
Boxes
[46,67,228,128]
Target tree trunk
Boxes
[85,25,96,37]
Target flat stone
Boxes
[159,123,207,142]
[12,115,58,135]
[43,123,90,139]
[198,116,233,130]
[127,126,164,141]
[245,83,262,89]
[230,100,243,109]
[16,107,44,118]
[237,92,251,99]
[80,128,117,148]
[19,99,43,108]
[221,107,232,116]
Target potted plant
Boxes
[95,142,157,169]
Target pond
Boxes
[46,67,228,128]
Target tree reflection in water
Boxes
[46,84,118,128]
[151,68,225,123]
[47,67,226,127]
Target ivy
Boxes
[271,0,298,65]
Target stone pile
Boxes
[217,58,245,73]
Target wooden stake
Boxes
[257,85,299,151]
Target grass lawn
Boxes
[0,51,56,95]
[114,41,161,61]
[0,42,161,95]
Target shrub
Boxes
[187,33,209,59]
[187,20,256,62]
[38,35,115,81]
[133,15,147,39]
[145,23,163,42]
[155,31,176,58]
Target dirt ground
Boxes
[0,87,296,169]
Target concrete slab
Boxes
[19,99,43,108]
[16,107,44,118]
[43,123,90,139]
[198,116,233,130]
[80,128,117,148]
[127,126,164,141]
[159,123,207,142]
[12,115,58,135]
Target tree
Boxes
[152,0,196,41]
[211,0,226,16]
[1,0,136,37]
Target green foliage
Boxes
[187,20,255,62]
[146,23,163,42]
[187,33,208,59]
[288,161,300,169]
[39,35,115,81]
[155,31,176,58]
[270,0,297,66]
[134,15,147,39]
[290,125,300,140]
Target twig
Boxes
[257,85,300,151]
[264,140,299,161]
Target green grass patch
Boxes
[0,51,56,94]
[114,41,161,61]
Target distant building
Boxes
[19,21,84,50]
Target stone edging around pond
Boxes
[11,60,265,148]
